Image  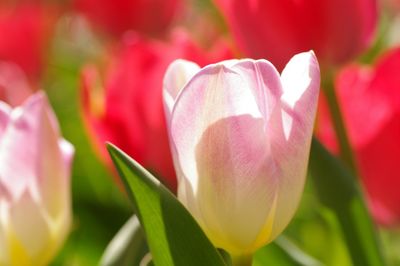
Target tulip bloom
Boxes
[163,52,320,257]
[317,48,400,226]
[214,0,377,70]
[73,0,183,38]
[0,92,73,265]
[81,31,232,190]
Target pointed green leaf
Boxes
[309,138,385,266]
[106,143,226,266]
[100,215,148,266]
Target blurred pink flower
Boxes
[0,92,73,265]
[81,30,233,191]
[0,61,32,107]
[0,2,58,81]
[317,47,400,226]
[72,0,183,38]
[163,52,320,255]
[214,0,377,70]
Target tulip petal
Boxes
[0,92,48,199]
[8,190,50,262]
[0,91,69,220]
[0,101,11,138]
[268,51,320,239]
[163,59,200,124]
[0,207,8,264]
[170,60,285,254]
[31,97,71,220]
[59,139,74,179]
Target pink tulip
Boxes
[163,52,320,256]
[81,30,233,190]
[0,92,73,265]
[214,0,377,70]
[317,47,400,226]
[72,0,183,38]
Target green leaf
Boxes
[106,143,226,266]
[254,236,323,266]
[100,215,148,266]
[309,138,386,266]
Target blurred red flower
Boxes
[81,30,233,190]
[214,0,377,70]
[0,1,58,81]
[72,0,183,38]
[317,47,400,226]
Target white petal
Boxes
[163,59,200,126]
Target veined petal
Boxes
[268,51,320,240]
[281,51,320,111]
[163,59,200,125]
[229,59,283,124]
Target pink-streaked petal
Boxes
[193,115,279,253]
[281,51,320,110]
[229,59,283,123]
[163,59,200,125]
[268,51,320,239]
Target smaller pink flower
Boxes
[0,92,73,265]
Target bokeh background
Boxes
[1,0,400,265]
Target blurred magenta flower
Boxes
[317,47,400,226]
[0,92,73,265]
[0,2,58,81]
[72,0,183,38]
[214,0,377,70]
[81,30,233,190]
[163,52,320,256]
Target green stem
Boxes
[322,70,357,176]
[231,254,252,266]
